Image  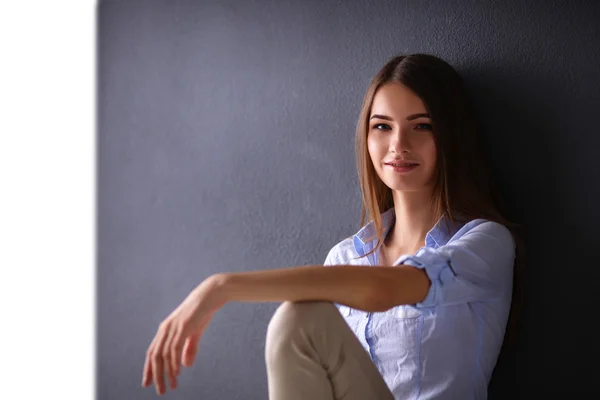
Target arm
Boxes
[213,264,430,312]
[142,254,430,394]
[394,220,516,308]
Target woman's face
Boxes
[367,82,437,193]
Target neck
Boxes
[385,188,437,253]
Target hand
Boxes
[141,274,227,395]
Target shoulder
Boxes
[459,218,513,239]
[450,218,515,252]
[323,236,356,265]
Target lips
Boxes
[384,160,419,174]
[384,161,419,167]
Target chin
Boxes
[381,176,434,193]
[383,181,423,192]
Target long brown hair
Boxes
[355,53,524,354]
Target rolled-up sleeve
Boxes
[397,221,515,308]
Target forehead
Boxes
[370,82,427,117]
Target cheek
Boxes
[426,141,437,164]
[423,140,438,175]
[417,134,435,160]
[367,135,380,163]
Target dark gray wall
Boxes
[97,0,600,398]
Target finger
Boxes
[171,325,185,377]
[180,312,211,368]
[162,324,178,390]
[142,336,158,387]
[182,332,202,367]
[151,323,170,395]
[142,348,153,387]
[151,350,166,396]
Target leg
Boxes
[265,301,394,400]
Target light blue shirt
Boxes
[324,207,515,399]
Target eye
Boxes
[371,123,391,131]
[415,123,433,131]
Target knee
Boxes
[267,301,335,334]
[265,301,335,356]
[266,301,310,340]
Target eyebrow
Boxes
[370,113,430,121]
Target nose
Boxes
[389,128,410,154]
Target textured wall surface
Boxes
[97,0,600,398]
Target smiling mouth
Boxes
[385,162,419,167]
[385,163,419,173]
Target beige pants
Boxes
[265,301,395,400]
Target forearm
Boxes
[210,264,429,312]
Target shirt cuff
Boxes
[397,248,455,308]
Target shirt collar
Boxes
[352,207,463,256]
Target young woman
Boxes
[141,53,522,399]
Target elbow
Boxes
[365,266,431,311]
